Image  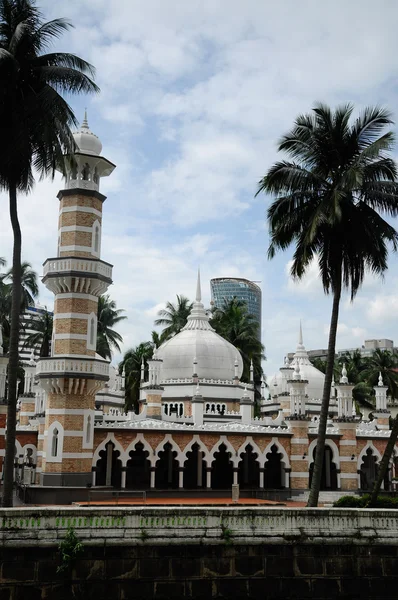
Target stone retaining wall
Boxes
[0,507,397,599]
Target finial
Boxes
[284,356,289,367]
[299,320,303,345]
[195,381,200,395]
[193,356,197,365]
[234,357,239,367]
[378,372,384,387]
[28,350,36,366]
[293,360,301,380]
[82,108,89,128]
[243,384,249,398]
[261,377,265,397]
[196,268,201,302]
[340,363,348,384]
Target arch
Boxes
[81,162,90,181]
[92,432,126,467]
[307,438,340,468]
[208,436,239,467]
[183,435,212,465]
[92,220,101,257]
[125,434,157,468]
[15,439,23,458]
[155,441,179,489]
[154,434,185,466]
[22,444,37,465]
[46,421,64,463]
[211,442,234,489]
[126,441,151,489]
[87,312,97,351]
[236,437,264,468]
[238,443,260,489]
[264,437,291,470]
[95,440,122,488]
[357,441,382,470]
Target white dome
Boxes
[73,113,102,156]
[156,272,243,381]
[268,327,325,399]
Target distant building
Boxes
[19,304,52,365]
[210,278,262,341]
[288,338,396,364]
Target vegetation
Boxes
[119,342,153,412]
[96,294,126,360]
[57,527,84,573]
[154,295,193,340]
[257,103,398,507]
[23,307,53,357]
[334,494,398,509]
[210,297,264,384]
[0,0,99,507]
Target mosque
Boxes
[0,116,397,503]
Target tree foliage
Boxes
[154,295,193,340]
[257,102,398,507]
[96,294,126,360]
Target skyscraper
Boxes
[210,278,262,340]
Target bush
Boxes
[333,494,398,508]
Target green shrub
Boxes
[333,494,398,508]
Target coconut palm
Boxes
[3,261,39,310]
[0,0,99,507]
[257,103,398,507]
[119,342,153,412]
[360,349,398,396]
[96,295,127,360]
[23,307,53,357]
[210,297,265,383]
[154,295,193,340]
[151,330,169,349]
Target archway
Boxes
[183,443,207,489]
[360,448,379,491]
[309,445,337,490]
[95,441,122,488]
[155,442,179,489]
[238,444,260,489]
[264,444,283,489]
[211,443,233,489]
[126,442,151,489]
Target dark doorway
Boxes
[155,442,179,489]
[211,443,233,489]
[360,448,378,490]
[238,444,260,489]
[95,441,122,488]
[309,445,337,490]
[183,443,207,489]
[264,444,283,489]
[126,442,151,489]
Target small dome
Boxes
[268,325,325,399]
[73,111,102,156]
[156,271,243,381]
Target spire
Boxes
[196,268,201,302]
[293,359,301,380]
[82,108,89,129]
[378,372,384,387]
[299,320,303,345]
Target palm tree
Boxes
[119,342,153,412]
[96,294,127,360]
[23,308,53,357]
[0,0,99,507]
[4,261,39,310]
[210,297,265,383]
[154,295,193,340]
[360,349,398,395]
[257,103,398,507]
[151,330,169,349]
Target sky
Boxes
[2,0,398,378]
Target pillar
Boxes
[233,469,238,486]
[37,114,115,487]
[338,422,358,492]
[259,469,264,489]
[197,451,203,487]
[192,385,204,426]
[206,468,212,489]
[288,418,310,490]
[150,467,156,489]
[178,468,184,489]
[121,468,127,489]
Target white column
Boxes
[284,469,290,489]
[150,469,155,489]
[259,470,264,488]
[179,469,184,489]
[233,470,238,485]
[121,470,126,489]
[92,469,96,487]
[206,469,211,489]
[106,444,112,486]
[197,452,202,487]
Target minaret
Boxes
[37,113,115,486]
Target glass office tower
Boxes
[210,278,262,341]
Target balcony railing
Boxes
[43,257,112,280]
[37,356,109,379]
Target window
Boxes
[86,415,91,444]
[90,317,95,347]
[51,429,59,457]
[94,226,99,252]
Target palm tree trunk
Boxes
[307,271,342,507]
[368,415,398,505]
[2,185,22,508]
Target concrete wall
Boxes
[0,507,397,599]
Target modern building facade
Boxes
[210,278,262,340]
